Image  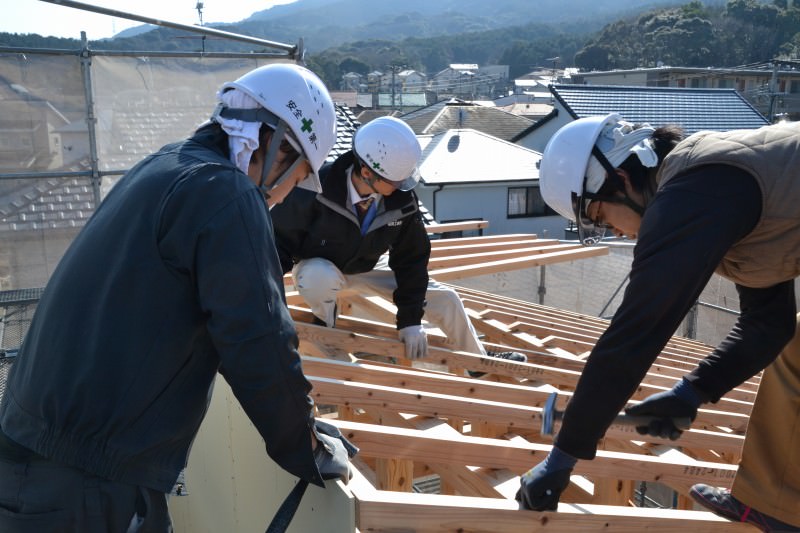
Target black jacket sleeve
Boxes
[195,189,323,486]
[555,165,762,459]
[685,280,796,401]
[388,199,431,329]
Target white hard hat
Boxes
[353,116,422,191]
[539,113,657,244]
[218,63,337,193]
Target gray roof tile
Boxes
[551,84,769,134]
[402,100,534,141]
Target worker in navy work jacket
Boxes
[271,116,526,374]
[516,113,800,533]
[0,64,352,532]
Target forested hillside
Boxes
[574,0,800,70]
[0,0,797,88]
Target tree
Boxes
[575,44,613,70]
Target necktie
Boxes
[355,197,375,223]
[355,197,377,235]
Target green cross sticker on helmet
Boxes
[221,63,337,193]
[539,113,657,245]
[353,116,422,191]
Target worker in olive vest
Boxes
[516,113,800,533]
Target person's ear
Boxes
[615,168,634,194]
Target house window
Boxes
[507,187,554,218]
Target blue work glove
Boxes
[313,420,359,483]
[398,324,428,359]
[624,378,703,440]
[516,447,577,511]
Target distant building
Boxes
[429,64,510,99]
[514,83,770,153]
[416,128,558,237]
[572,63,800,121]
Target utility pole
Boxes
[391,67,397,112]
[387,64,405,112]
[195,2,205,53]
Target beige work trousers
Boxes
[731,312,800,527]
[292,256,486,355]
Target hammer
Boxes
[540,391,692,436]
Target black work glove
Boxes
[624,378,702,440]
[516,447,576,511]
[313,419,359,483]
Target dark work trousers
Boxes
[0,445,172,533]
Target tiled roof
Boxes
[355,110,400,124]
[551,84,769,134]
[0,105,360,233]
[402,101,534,142]
[328,104,360,162]
[0,175,95,232]
[418,129,541,185]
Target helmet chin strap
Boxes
[589,145,646,216]
[354,162,381,195]
[258,120,305,199]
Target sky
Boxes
[2,0,298,40]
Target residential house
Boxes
[402,99,533,142]
[514,83,771,153]
[571,63,800,121]
[0,79,71,172]
[428,64,510,99]
[341,72,362,92]
[415,128,558,237]
[397,70,427,93]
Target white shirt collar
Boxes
[347,166,380,211]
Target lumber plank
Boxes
[307,375,744,454]
[428,244,585,270]
[429,233,539,247]
[331,420,739,497]
[298,325,751,435]
[429,238,557,258]
[428,247,609,282]
[426,219,489,234]
[353,489,756,532]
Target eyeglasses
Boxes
[571,175,608,246]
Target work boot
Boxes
[467,350,527,378]
[689,484,800,532]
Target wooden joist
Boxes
[282,233,758,531]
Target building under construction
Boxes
[0,3,767,531]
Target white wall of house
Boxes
[416,182,567,238]
[514,107,571,152]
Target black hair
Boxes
[596,124,685,206]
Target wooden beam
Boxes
[353,489,755,532]
[429,234,538,247]
[306,375,744,454]
[332,420,738,495]
[426,219,489,234]
[429,238,555,258]
[298,325,751,435]
[428,247,609,282]
[428,244,585,270]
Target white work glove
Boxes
[398,324,428,359]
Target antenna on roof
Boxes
[196,2,205,26]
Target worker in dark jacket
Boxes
[271,116,526,371]
[516,113,800,532]
[0,63,349,532]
